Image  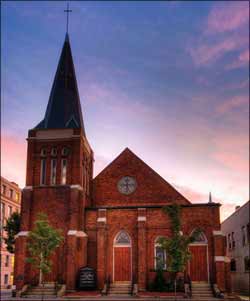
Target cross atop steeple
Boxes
[64,3,72,34]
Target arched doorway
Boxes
[113,231,132,282]
[188,230,209,282]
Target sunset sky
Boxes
[2,1,249,221]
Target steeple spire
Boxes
[209,192,212,203]
[35,34,86,135]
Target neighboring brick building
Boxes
[1,176,21,288]
[14,33,231,293]
[221,201,250,295]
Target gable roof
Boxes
[34,33,85,133]
[93,147,191,206]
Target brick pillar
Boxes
[137,208,147,291]
[213,231,227,292]
[14,233,29,289]
[97,209,107,290]
[14,187,32,290]
[65,186,87,291]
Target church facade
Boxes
[14,34,230,293]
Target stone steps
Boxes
[191,282,220,300]
[24,283,57,297]
[108,282,132,296]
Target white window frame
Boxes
[50,159,57,185]
[61,159,67,185]
[40,159,46,185]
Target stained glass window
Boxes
[115,231,131,245]
[155,237,167,270]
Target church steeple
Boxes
[35,33,85,135]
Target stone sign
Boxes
[78,267,96,290]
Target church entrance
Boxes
[188,231,209,282]
[113,231,132,282]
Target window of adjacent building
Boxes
[242,226,246,246]
[244,256,250,272]
[8,206,12,218]
[4,274,8,285]
[155,237,167,270]
[247,223,250,244]
[2,185,6,195]
[50,159,57,185]
[5,255,9,267]
[228,234,231,250]
[61,159,67,184]
[40,159,46,185]
[230,259,236,271]
[15,192,19,202]
[9,189,13,199]
[232,232,235,249]
[1,202,5,224]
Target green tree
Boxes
[158,204,200,297]
[3,211,21,253]
[26,213,63,285]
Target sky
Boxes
[1,1,249,221]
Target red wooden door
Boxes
[189,245,208,282]
[114,247,131,281]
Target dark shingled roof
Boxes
[34,33,85,134]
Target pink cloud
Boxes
[226,49,249,70]
[1,134,27,188]
[188,35,247,66]
[211,133,249,175]
[187,2,249,67]
[216,95,249,114]
[206,2,249,34]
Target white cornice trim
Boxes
[23,186,33,190]
[70,185,83,190]
[213,230,225,236]
[98,208,107,212]
[138,216,146,222]
[67,230,87,237]
[16,231,29,237]
[97,217,107,223]
[215,256,225,262]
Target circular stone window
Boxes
[117,176,137,195]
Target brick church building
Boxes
[14,33,231,294]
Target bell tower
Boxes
[14,33,93,290]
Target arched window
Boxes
[155,237,167,270]
[40,148,47,157]
[61,147,70,156]
[51,148,57,157]
[191,229,208,244]
[114,231,131,246]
